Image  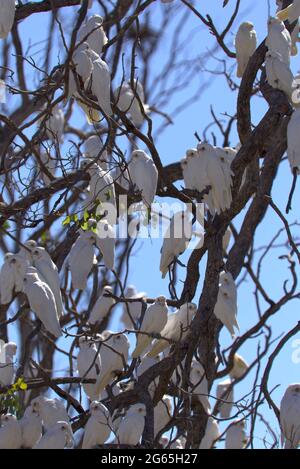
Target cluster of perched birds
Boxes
[0,0,300,450]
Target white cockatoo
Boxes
[136,355,159,397]
[181,158,194,190]
[0,252,28,304]
[225,420,248,449]
[190,360,211,415]
[23,267,62,338]
[154,396,172,437]
[265,50,294,98]
[68,230,97,290]
[0,0,16,39]
[80,159,116,211]
[280,383,300,449]
[83,135,108,169]
[229,354,249,380]
[96,331,130,394]
[214,147,235,207]
[128,150,158,207]
[222,227,232,253]
[0,342,17,386]
[45,106,65,142]
[115,80,150,127]
[121,285,146,328]
[287,107,300,172]
[20,404,43,449]
[78,15,108,56]
[0,414,22,449]
[170,437,186,449]
[117,404,146,445]
[160,210,192,278]
[148,303,197,357]
[197,142,233,214]
[89,49,113,117]
[277,0,300,23]
[214,271,239,338]
[199,417,220,449]
[31,246,64,318]
[31,397,69,431]
[82,401,112,449]
[33,421,73,449]
[18,239,37,263]
[216,379,234,419]
[132,296,168,358]
[235,22,257,77]
[95,219,116,270]
[77,336,102,401]
[266,17,291,65]
[89,285,115,326]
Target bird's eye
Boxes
[116,335,121,340]
[223,292,228,298]
[61,425,66,430]
[138,408,143,413]
[23,278,27,283]
[295,387,300,392]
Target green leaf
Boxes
[2,221,10,230]
[81,222,89,231]
[62,216,71,226]
[83,210,90,221]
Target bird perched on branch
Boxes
[277,0,300,23]
[78,15,108,57]
[117,404,146,445]
[31,396,69,431]
[33,421,73,449]
[0,0,15,40]
[0,414,22,449]
[77,336,102,401]
[89,285,115,326]
[115,79,150,127]
[235,22,257,78]
[265,50,294,98]
[128,149,158,207]
[0,342,17,386]
[225,420,248,449]
[266,17,291,65]
[280,383,300,449]
[82,401,112,449]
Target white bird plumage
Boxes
[0,342,17,386]
[235,22,257,78]
[266,17,291,65]
[229,354,249,380]
[45,106,65,142]
[83,135,109,169]
[89,49,113,117]
[0,414,22,449]
[265,50,294,98]
[77,336,102,401]
[117,404,146,445]
[199,417,220,449]
[277,0,300,23]
[95,219,116,270]
[280,383,300,449]
[214,271,239,338]
[148,303,197,357]
[0,0,16,39]
[31,396,69,431]
[0,253,28,304]
[128,150,158,207]
[33,421,73,449]
[216,379,234,419]
[121,285,146,328]
[160,211,192,279]
[287,107,300,172]
[82,401,112,449]
[78,15,108,57]
[23,267,62,338]
[68,230,97,290]
[89,285,115,326]
[225,420,248,449]
[132,296,168,358]
[115,80,149,127]
[154,396,172,437]
[190,360,211,415]
[20,404,43,449]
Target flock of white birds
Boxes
[0,0,299,450]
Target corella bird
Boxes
[121,285,146,328]
[132,296,168,358]
[20,404,43,449]
[117,404,146,445]
[89,49,113,117]
[33,421,73,449]
[82,401,112,449]
[89,285,115,326]
[80,159,116,212]
[190,360,211,415]
[229,354,249,380]
[235,22,257,77]
[280,383,300,449]
[0,0,16,39]
[214,271,239,338]
[77,336,102,401]
[199,417,220,449]
[154,396,172,437]
[78,15,108,56]
[287,108,300,172]
[23,267,62,338]
[31,246,64,318]
[95,219,116,270]
[31,397,69,431]
[148,303,197,357]
[45,106,65,142]
[225,420,248,449]
[115,80,150,127]
[197,143,233,214]
[216,379,234,419]
[0,342,17,386]
[277,0,300,23]
[68,230,97,290]
[83,135,108,169]
[160,211,192,278]
[266,17,291,65]
[96,331,130,394]
[128,150,158,207]
[0,414,22,449]
[265,50,294,98]
[0,253,28,304]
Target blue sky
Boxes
[2,0,300,448]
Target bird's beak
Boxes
[276,7,290,21]
[66,430,74,448]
